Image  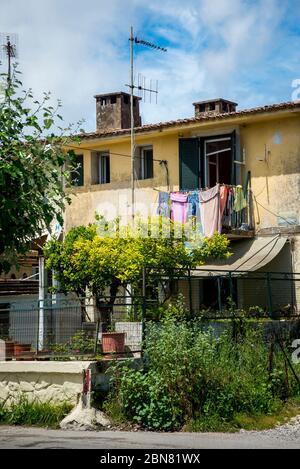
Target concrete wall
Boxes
[241,116,300,230]
[0,361,96,405]
[64,133,179,231]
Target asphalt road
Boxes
[0,425,299,449]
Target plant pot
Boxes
[0,340,15,360]
[14,343,31,358]
[15,351,36,361]
[102,332,125,357]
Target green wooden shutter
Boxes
[71,154,84,186]
[77,154,84,186]
[105,154,110,183]
[179,138,199,190]
[230,130,236,185]
[145,148,153,179]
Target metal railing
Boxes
[1,269,300,360]
[143,269,300,319]
[0,296,142,360]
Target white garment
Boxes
[199,184,221,238]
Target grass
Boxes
[0,398,73,428]
[185,397,300,433]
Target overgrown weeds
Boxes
[104,317,300,431]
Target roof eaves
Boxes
[79,101,300,141]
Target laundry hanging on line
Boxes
[157,191,171,218]
[199,184,222,239]
[157,183,248,238]
[170,192,188,224]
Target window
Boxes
[204,137,232,187]
[179,132,236,190]
[110,96,116,104]
[136,146,153,180]
[91,151,110,184]
[201,278,237,310]
[71,154,84,186]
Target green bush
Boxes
[145,294,190,321]
[104,318,300,431]
[105,366,181,430]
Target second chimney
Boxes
[193,98,237,117]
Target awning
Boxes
[194,235,287,276]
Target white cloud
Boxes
[0,0,294,131]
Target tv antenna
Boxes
[137,74,159,104]
[0,33,18,83]
[127,26,167,224]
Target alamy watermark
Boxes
[291,339,300,364]
[291,79,300,102]
[93,196,205,244]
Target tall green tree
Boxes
[0,68,82,273]
[44,218,231,325]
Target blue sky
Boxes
[1,0,300,132]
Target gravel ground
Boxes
[244,414,300,442]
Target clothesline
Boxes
[156,184,249,239]
[153,183,246,195]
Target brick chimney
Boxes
[94,92,142,131]
[193,98,237,117]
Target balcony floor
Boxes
[222,228,255,240]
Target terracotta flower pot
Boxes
[14,343,31,358]
[102,332,125,356]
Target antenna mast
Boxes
[128,26,167,225]
[130,26,135,227]
[0,33,18,85]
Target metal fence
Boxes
[1,269,300,360]
[0,296,143,360]
[143,269,300,319]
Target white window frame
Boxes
[98,152,110,184]
[204,137,231,187]
[137,146,153,180]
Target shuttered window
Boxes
[136,146,153,180]
[179,138,199,190]
[71,154,84,186]
[91,152,110,184]
[179,133,237,190]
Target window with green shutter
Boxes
[179,138,200,190]
[71,154,84,186]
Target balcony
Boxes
[220,186,255,239]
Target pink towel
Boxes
[220,185,229,218]
[170,192,188,224]
[199,184,221,238]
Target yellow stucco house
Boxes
[62,92,300,315]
